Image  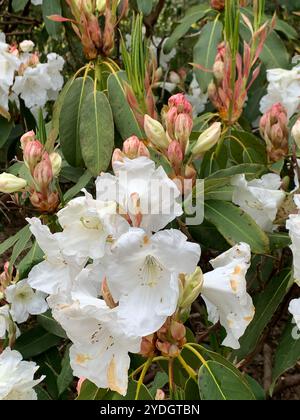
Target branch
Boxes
[143,0,166,37]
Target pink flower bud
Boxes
[168,93,193,116]
[170,321,186,342]
[20,130,36,150]
[259,103,289,162]
[174,113,193,153]
[23,140,44,174]
[168,141,183,173]
[123,136,150,159]
[112,149,125,164]
[292,118,300,149]
[33,153,53,193]
[165,107,178,140]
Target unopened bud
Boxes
[49,152,62,177]
[144,115,169,150]
[169,71,181,85]
[33,153,53,192]
[170,320,186,342]
[20,130,36,150]
[213,60,225,84]
[192,122,222,157]
[23,140,44,173]
[292,119,300,149]
[174,113,193,153]
[140,335,156,358]
[123,136,150,159]
[19,40,34,53]
[179,267,204,310]
[168,93,193,116]
[155,390,165,400]
[0,173,27,194]
[168,141,183,172]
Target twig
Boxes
[263,343,273,393]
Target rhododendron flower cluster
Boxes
[23,149,256,395]
[0,32,64,119]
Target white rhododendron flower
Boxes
[105,228,201,336]
[0,42,20,111]
[201,243,255,349]
[0,32,5,44]
[186,74,208,117]
[48,268,141,396]
[31,0,43,5]
[27,218,83,295]
[5,279,48,324]
[260,64,300,118]
[0,348,44,400]
[43,53,65,100]
[151,37,176,71]
[231,173,285,232]
[19,40,35,53]
[289,298,300,330]
[96,157,183,233]
[286,195,300,285]
[57,190,129,263]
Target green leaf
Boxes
[268,232,291,251]
[271,319,300,393]
[260,30,290,70]
[163,5,212,54]
[9,225,32,268]
[57,347,73,396]
[12,0,28,12]
[149,372,169,398]
[275,19,298,40]
[80,91,114,177]
[59,76,94,167]
[0,117,13,148]
[108,72,144,140]
[116,379,153,400]
[63,169,93,202]
[42,0,62,38]
[204,200,270,254]
[245,375,265,400]
[36,385,52,400]
[234,269,293,361]
[228,131,267,164]
[77,381,112,400]
[0,225,30,257]
[190,222,230,252]
[18,240,44,279]
[198,361,256,400]
[136,0,153,16]
[207,163,267,180]
[15,326,62,359]
[37,311,68,339]
[185,378,201,400]
[194,19,223,93]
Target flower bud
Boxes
[292,118,300,149]
[192,122,222,157]
[96,0,106,13]
[168,93,193,116]
[170,320,186,342]
[211,0,225,10]
[179,267,204,310]
[168,141,183,172]
[123,136,150,159]
[30,191,59,213]
[259,103,289,163]
[213,60,225,84]
[23,140,44,174]
[19,40,34,53]
[175,113,193,153]
[155,390,165,400]
[112,148,124,164]
[49,152,62,177]
[20,130,36,150]
[165,107,178,140]
[0,173,27,194]
[140,335,156,358]
[144,115,169,150]
[33,153,53,192]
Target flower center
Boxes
[139,256,164,287]
[80,216,103,230]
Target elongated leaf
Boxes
[0,225,29,257]
[37,311,68,339]
[207,163,267,180]
[204,200,270,254]
[9,226,32,268]
[164,5,212,54]
[57,347,73,396]
[228,130,267,164]
[194,19,223,92]
[18,240,44,279]
[77,381,112,400]
[271,319,300,393]
[12,0,28,12]
[260,30,290,70]
[59,76,94,167]
[15,326,61,359]
[42,0,62,38]
[137,0,153,16]
[80,91,114,177]
[63,169,93,202]
[0,117,13,148]
[268,232,291,251]
[108,72,144,140]
[198,361,255,400]
[234,269,293,361]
